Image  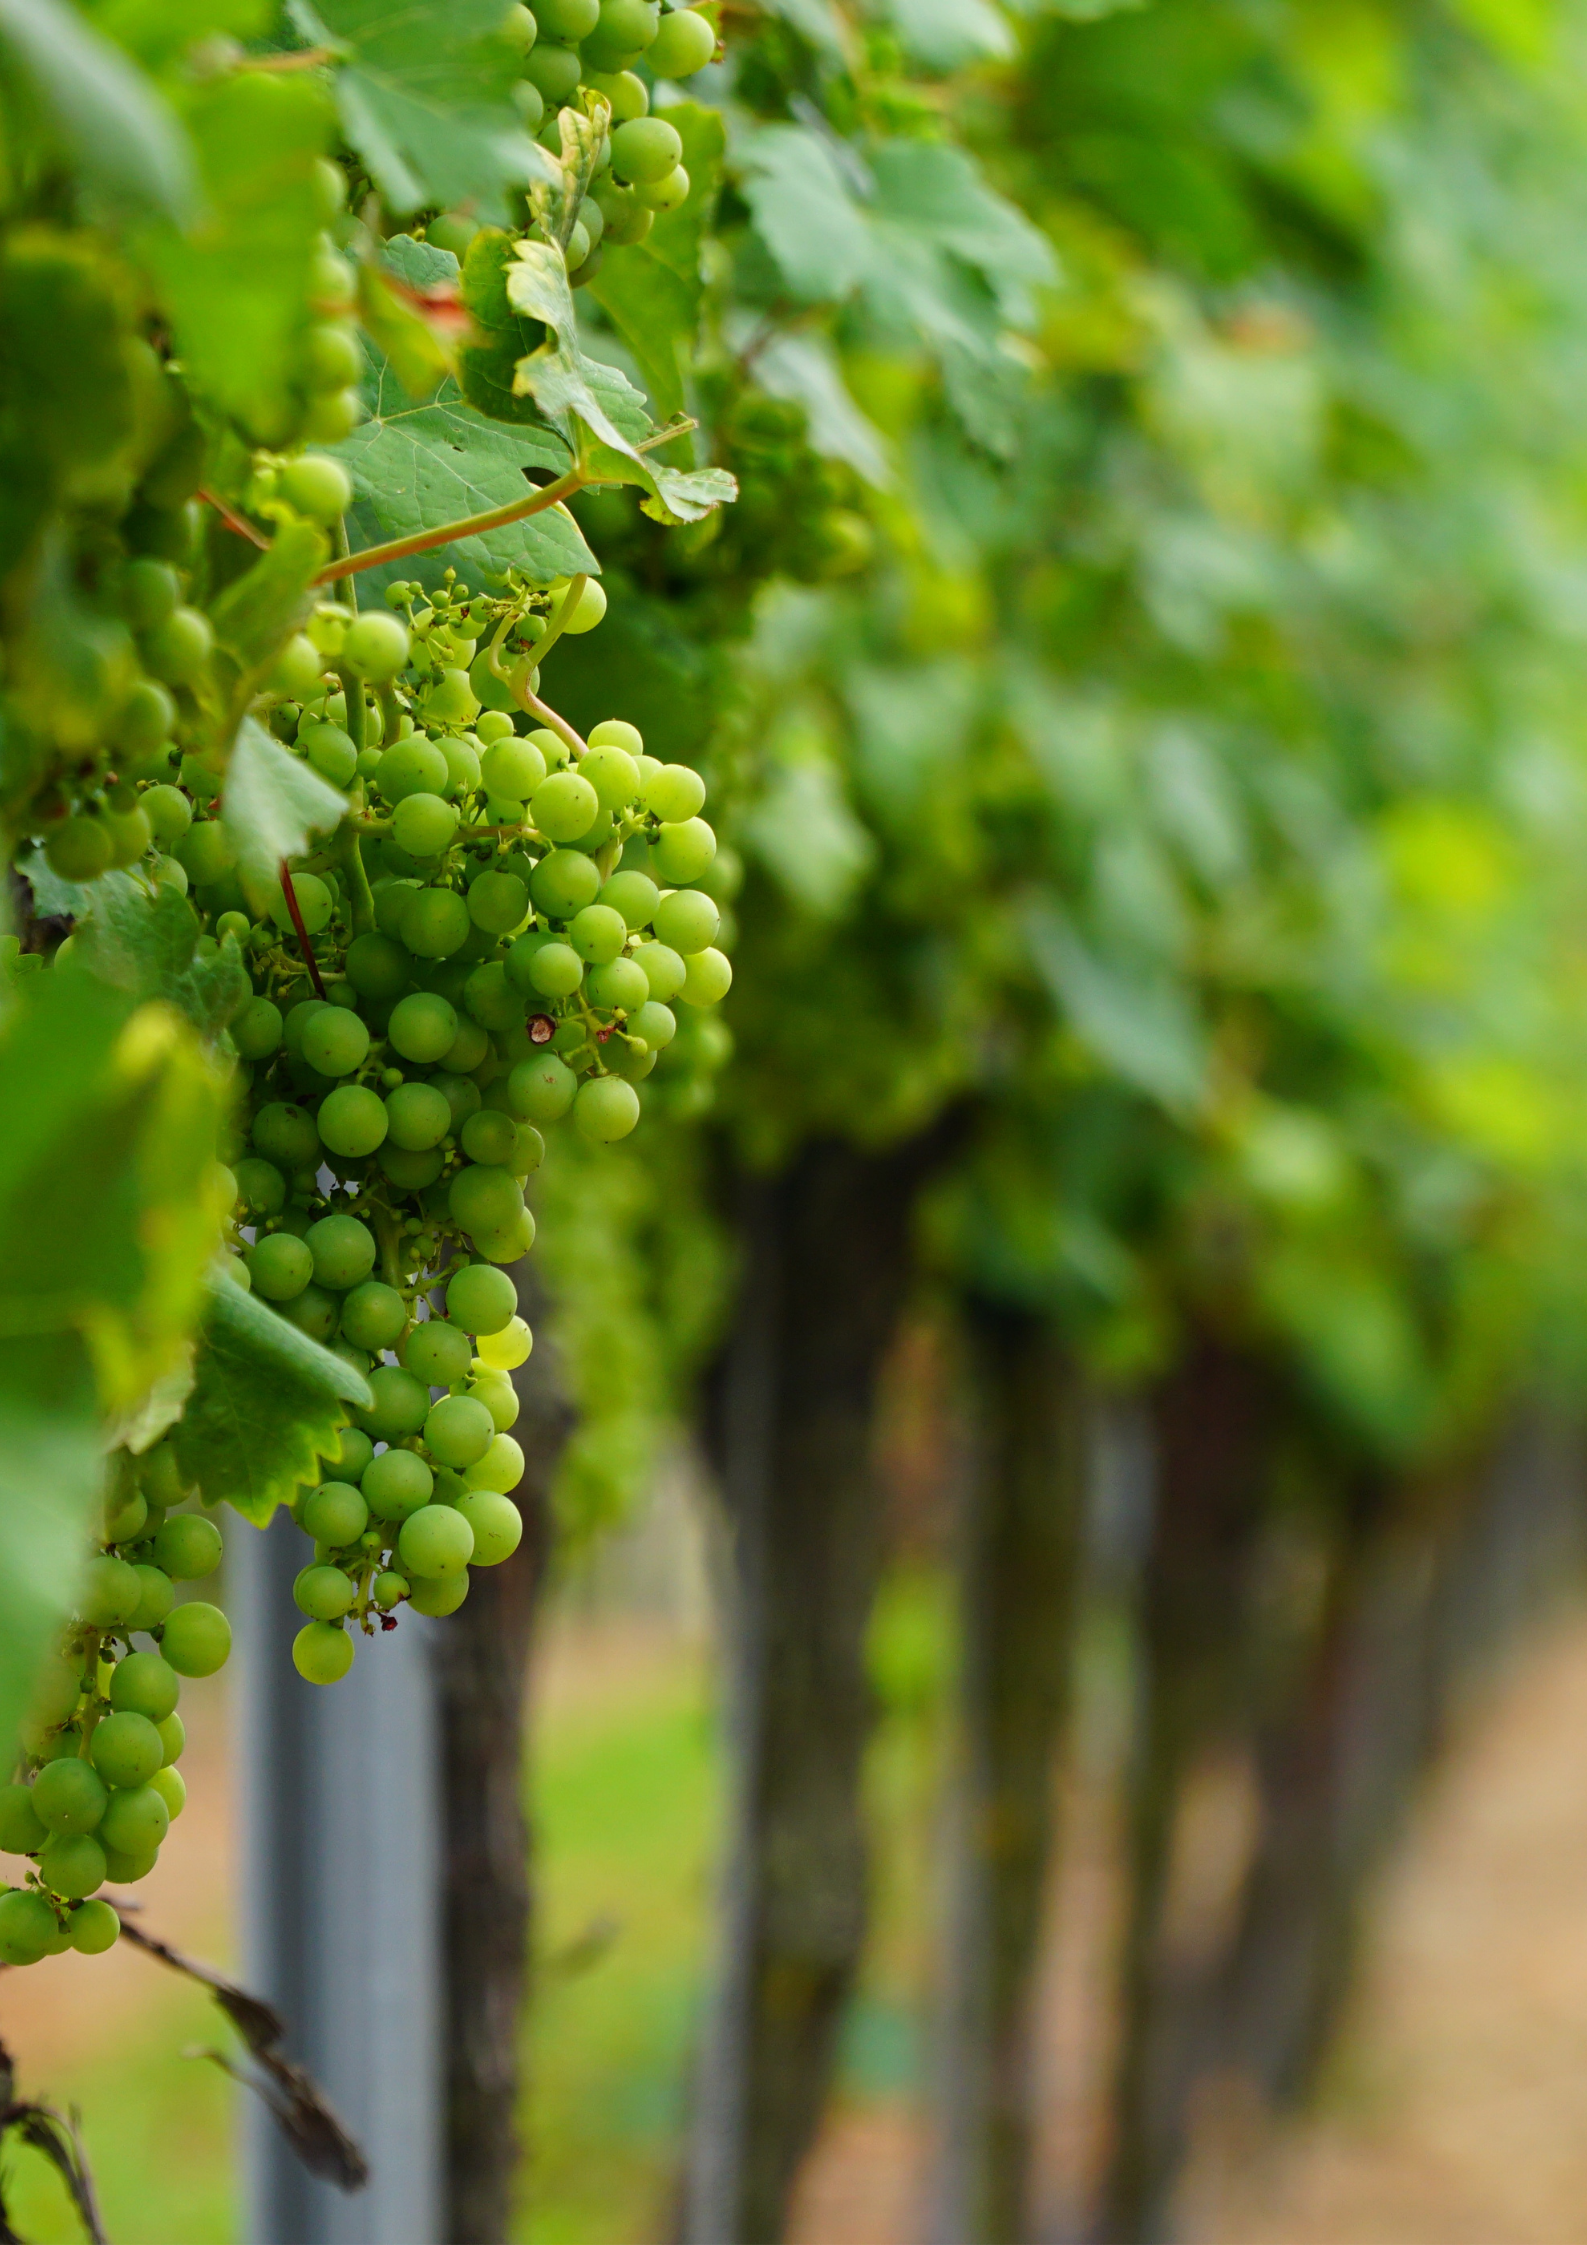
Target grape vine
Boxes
[0,0,735,1969]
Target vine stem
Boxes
[278,863,327,998]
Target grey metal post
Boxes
[234,1509,443,2245]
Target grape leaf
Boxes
[335,342,597,586]
[884,0,1012,69]
[140,71,333,440]
[222,717,348,883]
[293,0,553,219]
[0,1331,104,1761]
[0,0,194,221]
[174,1273,372,1524]
[589,104,724,424]
[506,243,737,524]
[72,871,250,1043]
[0,970,225,1410]
[750,331,893,487]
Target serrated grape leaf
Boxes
[208,517,328,675]
[72,871,250,1043]
[869,140,1054,325]
[336,341,596,584]
[0,1331,103,1761]
[735,125,873,301]
[589,104,724,424]
[358,256,454,401]
[1025,904,1207,1109]
[293,0,553,220]
[0,971,224,1409]
[506,243,737,525]
[140,71,333,440]
[174,1273,371,1524]
[751,331,893,486]
[0,0,193,221]
[222,717,347,883]
[885,0,1012,70]
[18,843,97,919]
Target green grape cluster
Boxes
[0,1441,226,1964]
[427,0,718,282]
[176,569,731,1678]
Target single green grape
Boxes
[507,1054,576,1124]
[233,998,285,1062]
[69,1897,121,1954]
[403,1320,475,1388]
[108,1653,180,1723]
[463,1432,525,1494]
[161,1602,231,1678]
[155,1712,185,1767]
[301,1481,369,1546]
[358,1366,432,1442]
[78,1554,142,1629]
[294,1622,354,1685]
[682,947,733,1006]
[39,1833,107,1901]
[318,1084,389,1157]
[302,1007,372,1078]
[339,1281,408,1352]
[90,1711,164,1791]
[0,1782,47,1855]
[444,1262,518,1335]
[647,4,714,73]
[448,1164,527,1245]
[389,990,460,1063]
[653,888,719,955]
[600,869,659,929]
[530,771,599,844]
[575,1074,641,1142]
[269,869,334,935]
[279,454,353,522]
[529,850,601,920]
[398,1504,475,1580]
[98,1784,170,1859]
[586,956,649,1012]
[649,816,716,886]
[152,1514,222,1581]
[642,763,706,822]
[294,1564,356,1622]
[468,869,529,934]
[393,792,461,857]
[300,722,359,787]
[610,114,681,183]
[440,1017,491,1074]
[346,931,412,1003]
[0,1889,59,1966]
[468,1370,521,1433]
[380,1142,445,1190]
[479,738,547,803]
[386,1081,453,1151]
[253,1102,322,1170]
[630,999,676,1050]
[460,1109,518,1166]
[150,1766,186,1821]
[362,1447,435,1523]
[129,1563,176,1633]
[423,1394,496,1470]
[408,1570,469,1618]
[341,612,410,683]
[304,1213,377,1290]
[376,737,450,804]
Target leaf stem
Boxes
[514,678,587,760]
[311,471,588,587]
[278,864,327,998]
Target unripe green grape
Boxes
[523,37,581,98]
[567,903,626,964]
[105,803,153,866]
[362,1448,434,1522]
[469,873,528,944]
[284,997,330,1058]
[126,1558,172,1634]
[99,1843,158,1885]
[33,1759,107,1835]
[576,1074,640,1142]
[0,1782,47,1855]
[462,959,522,1032]
[380,1142,445,1190]
[46,816,112,883]
[681,946,733,1006]
[584,66,647,118]
[507,1052,576,1122]
[462,1431,525,1494]
[529,849,601,919]
[161,1601,231,1678]
[444,1262,518,1335]
[403,1319,475,1388]
[642,762,706,822]
[647,4,714,73]
[468,1370,520,1433]
[120,556,180,632]
[531,771,599,843]
[301,722,359,786]
[394,792,461,857]
[649,816,715,887]
[233,998,284,1063]
[654,887,719,955]
[601,869,658,929]
[151,853,188,894]
[475,1313,533,1371]
[631,940,686,1002]
[398,1504,475,1579]
[140,783,192,849]
[585,956,649,1012]
[253,1101,321,1170]
[301,1481,369,1545]
[611,114,679,185]
[511,1121,546,1176]
[480,737,546,803]
[280,454,353,522]
[461,1109,518,1167]
[301,1006,371,1077]
[269,870,334,934]
[104,1483,148,1544]
[117,678,177,764]
[385,1081,452,1151]
[150,1766,185,1820]
[578,747,638,817]
[372,1570,406,1609]
[636,163,690,212]
[526,939,584,998]
[341,612,410,683]
[449,1163,526,1244]
[564,220,592,274]
[304,1213,377,1290]
[630,999,676,1050]
[294,1622,354,1684]
[99,1780,169,1860]
[442,1018,491,1074]
[439,1071,485,1132]
[510,77,543,127]
[142,605,213,685]
[0,1889,59,1965]
[79,1555,142,1629]
[271,632,328,699]
[535,0,599,33]
[218,910,252,946]
[593,179,653,245]
[389,989,459,1063]
[455,1490,523,1567]
[359,1366,432,1442]
[409,1570,470,1617]
[438,733,482,798]
[346,932,411,1003]
[474,710,515,745]
[562,578,606,633]
[330,1426,376,1482]
[294,1564,356,1621]
[40,1833,106,1901]
[377,736,450,803]
[70,1896,121,1954]
[90,1711,164,1790]
[250,1231,314,1302]
[400,885,471,959]
[109,1652,180,1722]
[339,1280,407,1352]
[424,1393,497,1471]
[425,667,480,728]
[318,1083,389,1157]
